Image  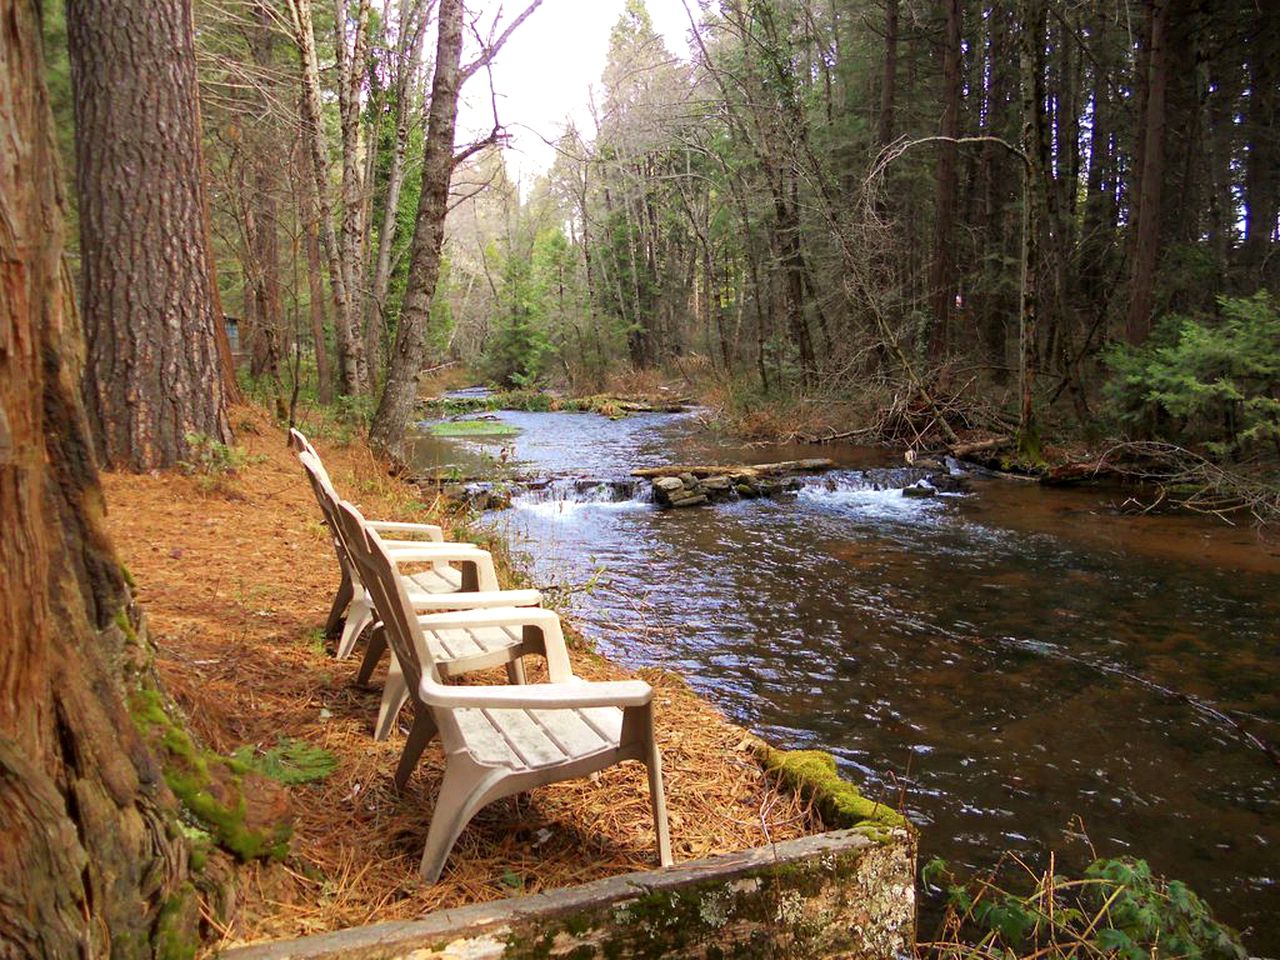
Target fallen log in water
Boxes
[947,436,1013,458]
[631,458,836,480]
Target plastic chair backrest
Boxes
[336,501,465,750]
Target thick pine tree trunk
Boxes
[68,0,232,470]
[369,0,467,453]
[1017,0,1048,458]
[1,2,188,953]
[1124,0,1169,345]
[878,0,899,148]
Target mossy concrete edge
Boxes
[216,826,914,960]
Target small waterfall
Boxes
[507,477,653,516]
[796,467,971,508]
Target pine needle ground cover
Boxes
[101,404,817,951]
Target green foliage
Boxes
[926,855,1247,960]
[231,737,338,786]
[179,432,248,476]
[333,393,376,429]
[484,233,557,387]
[1105,292,1280,456]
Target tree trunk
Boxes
[1018,0,1047,458]
[247,0,284,386]
[367,0,430,375]
[2,2,188,952]
[369,0,467,452]
[335,0,372,389]
[878,0,899,147]
[927,0,962,362]
[68,0,231,470]
[1125,0,1169,345]
[288,0,365,395]
[305,183,335,404]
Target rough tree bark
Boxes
[1,2,189,953]
[68,0,232,470]
[1018,0,1048,459]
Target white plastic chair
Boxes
[296,449,509,658]
[332,499,557,740]
[336,499,673,882]
[290,428,459,645]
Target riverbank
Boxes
[99,403,857,951]
[425,368,1280,527]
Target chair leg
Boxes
[504,657,526,685]
[324,569,354,639]
[374,653,408,741]
[647,743,673,867]
[419,765,501,883]
[336,592,373,659]
[357,625,388,686]
[394,708,438,790]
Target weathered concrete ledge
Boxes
[217,826,914,959]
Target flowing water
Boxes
[408,408,1280,951]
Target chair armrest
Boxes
[389,546,489,564]
[367,520,445,542]
[415,606,559,633]
[382,539,466,553]
[424,678,653,710]
[406,588,542,611]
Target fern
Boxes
[232,737,337,786]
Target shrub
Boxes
[923,854,1247,960]
[178,432,247,476]
[1105,291,1280,457]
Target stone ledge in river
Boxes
[649,470,802,508]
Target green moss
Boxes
[114,607,138,644]
[759,747,908,834]
[154,885,198,960]
[129,685,292,862]
[121,563,137,589]
[129,687,169,734]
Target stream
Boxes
[408,406,1280,951]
